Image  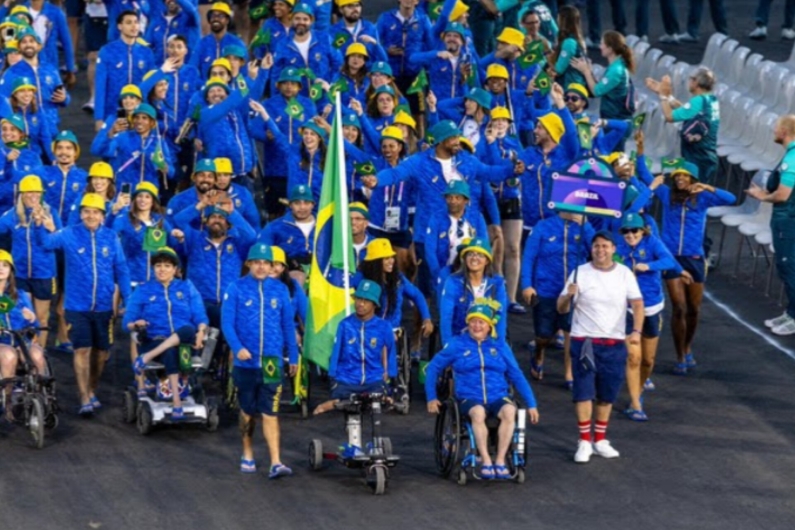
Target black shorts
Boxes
[625,311,663,338]
[532,296,571,338]
[330,380,386,400]
[65,310,113,350]
[142,326,196,376]
[498,198,522,221]
[66,0,85,17]
[663,256,707,283]
[16,278,57,302]
[366,226,412,249]
[234,367,283,416]
[262,176,287,218]
[84,16,109,53]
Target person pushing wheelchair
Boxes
[425,301,539,480]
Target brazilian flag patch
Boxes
[333,32,350,49]
[178,344,192,373]
[262,356,282,384]
[354,161,376,176]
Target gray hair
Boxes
[692,66,716,91]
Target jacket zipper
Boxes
[678,204,686,255]
[563,220,568,284]
[164,283,174,333]
[216,246,222,302]
[360,321,366,385]
[91,231,97,311]
[478,343,487,403]
[26,222,32,278]
[259,280,264,365]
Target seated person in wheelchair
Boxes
[0,250,45,412]
[124,247,209,420]
[313,280,396,415]
[425,302,540,480]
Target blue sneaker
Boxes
[340,443,364,459]
[685,353,697,368]
[269,463,293,479]
[672,363,688,376]
[508,302,527,315]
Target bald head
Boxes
[775,115,795,145]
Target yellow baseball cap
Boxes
[490,106,511,121]
[88,161,114,180]
[345,42,368,58]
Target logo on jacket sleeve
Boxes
[226,243,234,253]
[102,247,109,257]
[270,298,278,308]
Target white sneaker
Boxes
[574,440,593,464]
[764,312,790,329]
[676,32,698,42]
[772,317,795,336]
[783,28,795,40]
[593,439,620,459]
[659,34,679,43]
[749,26,768,39]
[81,98,94,112]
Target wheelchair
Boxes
[433,397,528,485]
[122,327,221,435]
[393,327,411,415]
[308,392,400,495]
[0,327,59,449]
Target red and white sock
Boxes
[594,420,609,442]
[578,420,592,442]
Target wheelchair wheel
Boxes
[434,399,460,478]
[27,395,45,449]
[515,469,526,484]
[378,437,393,457]
[300,400,309,419]
[206,404,220,432]
[122,389,137,424]
[368,466,387,496]
[137,402,153,435]
[308,439,323,470]
[457,468,468,486]
[398,331,411,396]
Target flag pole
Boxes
[335,92,352,316]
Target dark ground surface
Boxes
[3,1,795,529]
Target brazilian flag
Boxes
[333,32,350,49]
[178,344,192,372]
[633,113,646,130]
[395,103,411,116]
[428,1,444,22]
[151,146,167,172]
[309,82,324,102]
[298,67,316,82]
[662,157,684,172]
[143,227,167,252]
[328,78,349,99]
[534,70,552,96]
[0,294,15,315]
[518,40,545,68]
[250,28,271,49]
[406,68,428,95]
[249,4,269,21]
[262,356,283,384]
[577,122,593,150]
[286,97,304,119]
[418,360,429,385]
[354,161,376,176]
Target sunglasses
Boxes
[564,95,583,102]
[621,228,643,235]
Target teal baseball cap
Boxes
[277,67,303,84]
[194,158,217,174]
[132,103,156,120]
[370,61,393,77]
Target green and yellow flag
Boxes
[328,77,349,99]
[406,68,428,95]
[309,82,324,102]
[333,32,350,49]
[304,94,355,370]
[250,27,271,49]
[577,121,593,150]
[518,40,545,68]
[534,70,552,95]
[286,97,304,119]
[354,161,376,176]
[428,1,444,22]
[633,113,646,130]
[662,157,684,172]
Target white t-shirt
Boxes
[353,239,367,257]
[562,262,642,340]
[294,37,311,64]
[296,220,314,240]
[436,157,461,184]
[461,117,481,147]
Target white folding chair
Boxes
[700,33,729,70]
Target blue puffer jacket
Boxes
[425,333,537,407]
[172,208,256,304]
[375,148,514,244]
[251,17,293,60]
[108,130,175,189]
[0,207,62,280]
[424,206,488,282]
[257,211,314,262]
[260,94,316,179]
[520,216,595,299]
[517,107,580,229]
[38,224,131,312]
[112,212,176,284]
[410,50,476,101]
[328,19,388,64]
[222,275,299,368]
[270,32,343,98]
[165,64,204,127]
[0,146,44,212]
[0,60,70,128]
[366,157,413,233]
[477,54,539,94]
[93,39,156,122]
[145,0,201,64]
[220,181,261,230]
[616,234,681,310]
[351,272,431,329]
[329,313,397,385]
[1,104,54,163]
[0,2,76,72]
[439,273,508,345]
[196,90,254,176]
[165,186,202,227]
[376,8,434,79]
[483,135,523,201]
[123,278,208,338]
[41,165,87,225]
[195,32,247,78]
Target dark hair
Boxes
[670,175,699,206]
[358,258,398,316]
[521,9,540,24]
[129,194,165,228]
[341,58,367,88]
[602,30,635,74]
[300,140,327,176]
[85,180,117,201]
[367,90,397,118]
[276,267,296,297]
[1,265,18,302]
[169,35,189,47]
[364,80,403,112]
[11,90,38,114]
[552,6,585,65]
[116,10,139,25]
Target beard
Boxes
[208,223,227,239]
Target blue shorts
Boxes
[458,396,515,419]
[533,296,571,338]
[571,339,627,404]
[66,0,85,17]
[84,16,109,53]
[330,380,386,400]
[233,367,283,417]
[142,326,196,376]
[663,256,706,283]
[65,310,113,350]
[16,277,56,302]
[625,311,663,338]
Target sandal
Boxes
[624,408,648,422]
[171,407,185,421]
[132,356,147,376]
[54,341,74,354]
[530,359,544,381]
[268,463,293,479]
[240,458,257,473]
[685,353,697,368]
[90,396,102,410]
[672,362,688,376]
[480,464,495,480]
[78,403,94,417]
[493,464,511,480]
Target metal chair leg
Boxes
[716,224,727,267]
[732,232,744,278]
[750,244,760,287]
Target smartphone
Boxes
[121,183,132,195]
[54,84,65,92]
[117,108,127,120]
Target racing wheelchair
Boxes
[122,327,220,435]
[0,326,59,449]
[308,392,400,495]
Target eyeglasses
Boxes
[621,228,642,235]
[564,95,583,102]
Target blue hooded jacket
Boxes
[329,313,397,385]
[123,278,208,338]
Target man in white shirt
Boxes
[558,230,644,464]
